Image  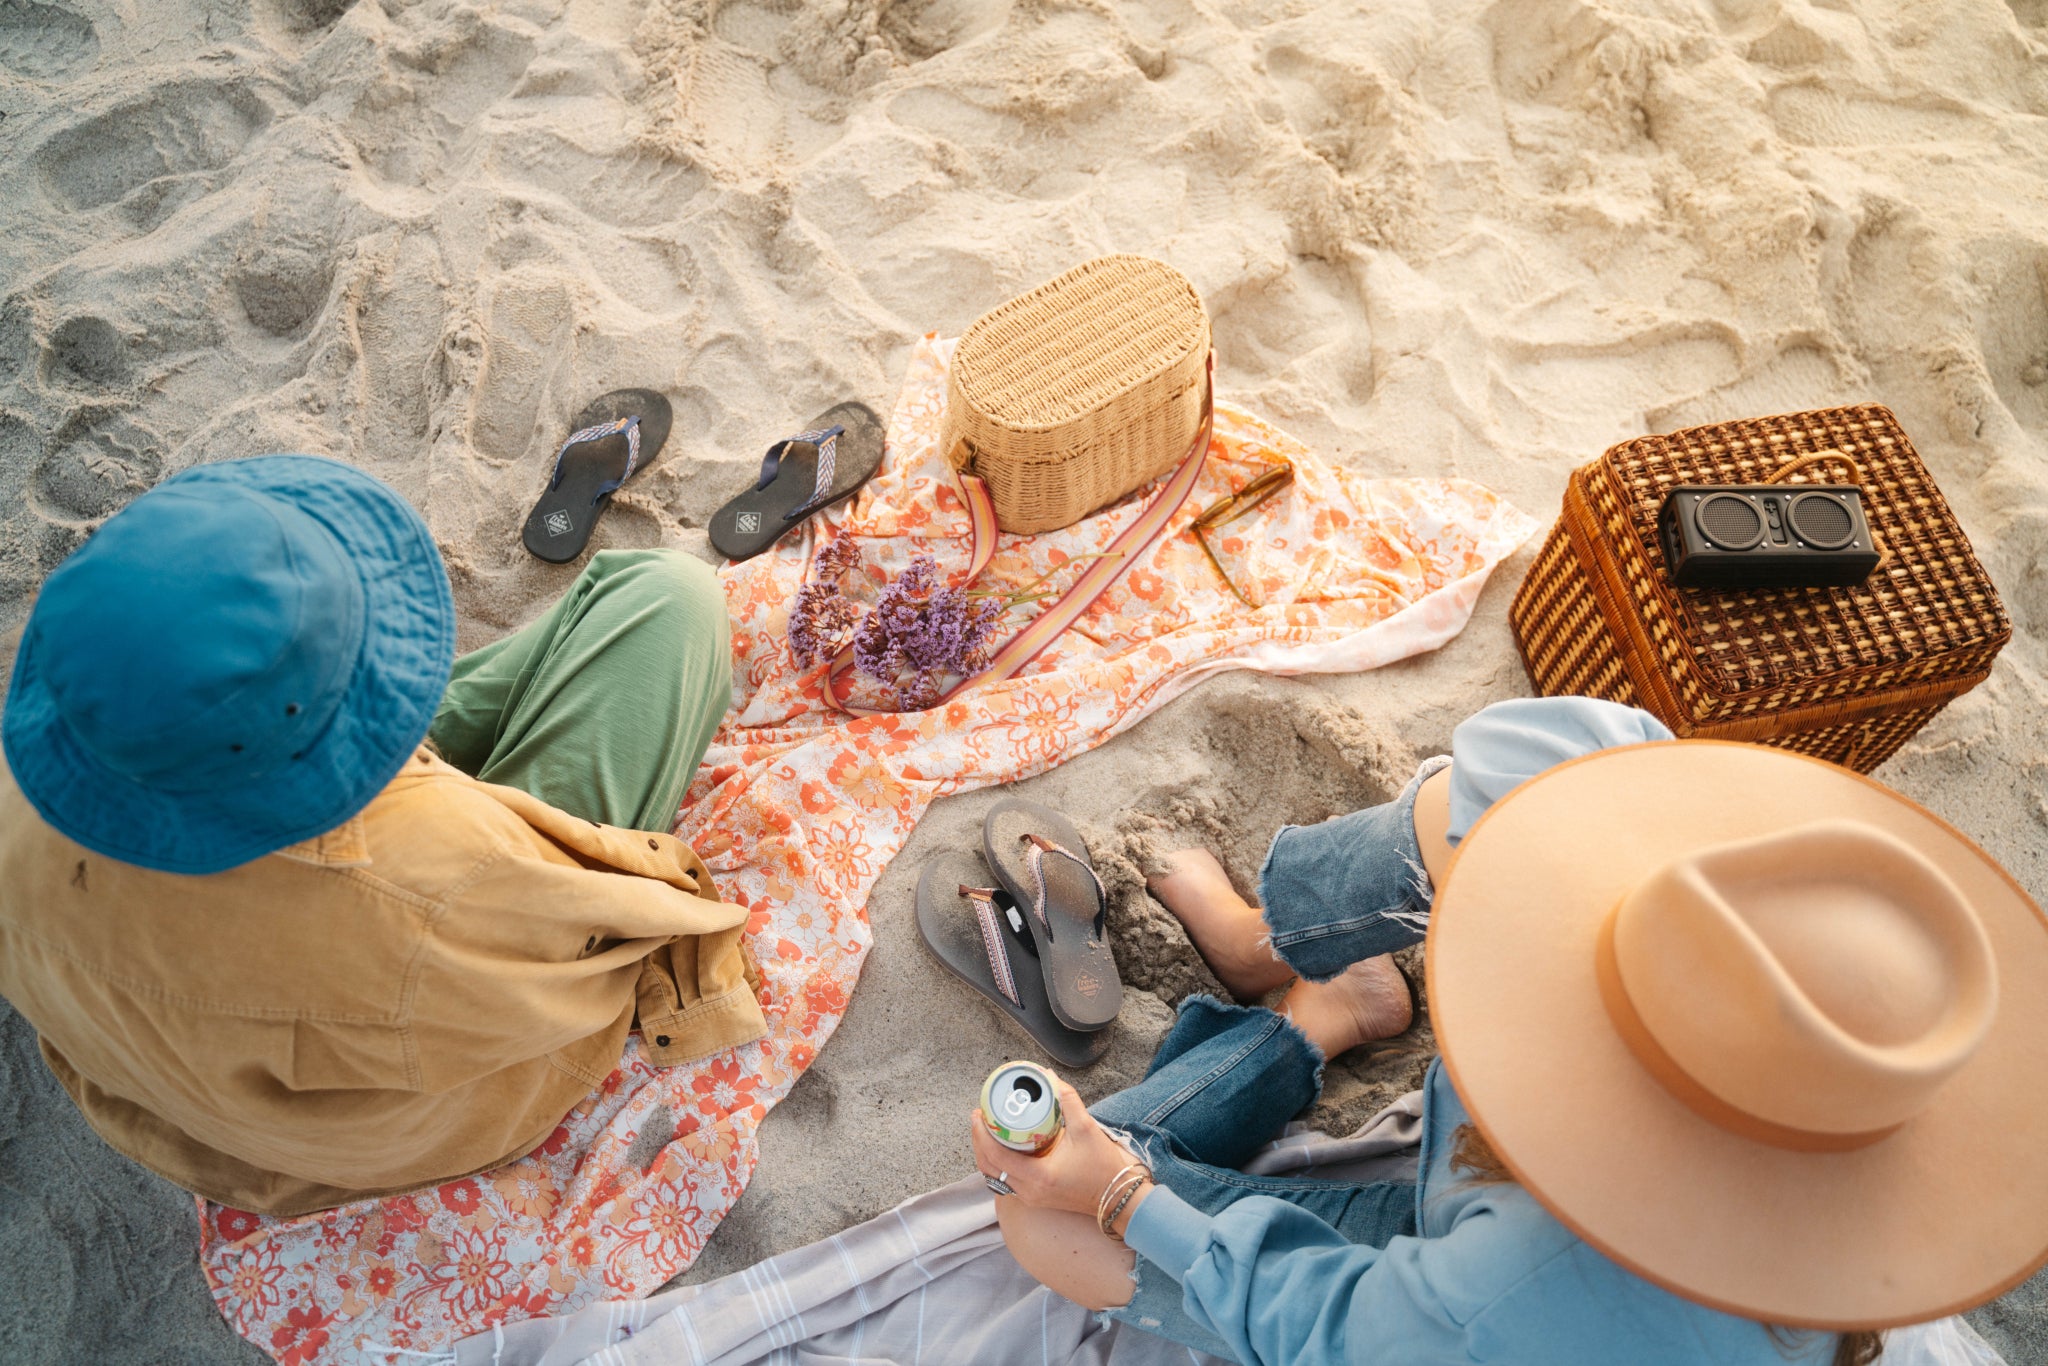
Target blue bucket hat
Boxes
[2,455,455,874]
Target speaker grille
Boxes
[1696,494,1763,550]
[1789,494,1854,549]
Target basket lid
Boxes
[1579,405,2009,711]
[951,255,1209,432]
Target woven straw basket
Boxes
[1508,405,2009,772]
[943,255,1211,534]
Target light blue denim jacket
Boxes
[1123,697,1835,1366]
[1124,1061,1832,1365]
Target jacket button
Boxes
[647,838,660,850]
[654,1035,671,1048]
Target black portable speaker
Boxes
[1657,485,1879,590]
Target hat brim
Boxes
[1428,740,2048,1330]
[3,455,454,874]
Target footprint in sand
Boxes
[35,83,269,221]
[31,415,162,525]
[231,256,333,338]
[46,316,127,388]
[0,1,98,83]
[271,0,356,32]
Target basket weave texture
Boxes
[1508,404,2010,772]
[943,255,1210,534]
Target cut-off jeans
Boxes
[1094,697,1670,1358]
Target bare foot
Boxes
[1146,848,1293,1000]
[1281,955,1414,1060]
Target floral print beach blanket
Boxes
[197,335,1536,1364]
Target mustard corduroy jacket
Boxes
[0,747,767,1215]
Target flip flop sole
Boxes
[983,797,1123,1032]
[523,389,674,564]
[709,400,886,562]
[915,851,1111,1069]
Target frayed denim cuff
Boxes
[1256,754,1449,983]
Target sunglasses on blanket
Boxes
[1189,461,1295,606]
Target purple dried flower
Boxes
[967,596,1008,664]
[898,671,944,712]
[848,555,1012,709]
[787,538,866,665]
[850,555,930,684]
[814,536,863,584]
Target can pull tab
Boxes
[1004,1073,1045,1119]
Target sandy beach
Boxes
[2,0,2047,1360]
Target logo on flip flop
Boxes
[1075,970,1102,998]
[736,511,761,534]
[544,510,573,537]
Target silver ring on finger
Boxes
[985,1173,1015,1197]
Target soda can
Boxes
[980,1061,1064,1153]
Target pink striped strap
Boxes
[827,353,1215,715]
[1023,833,1106,939]
[961,885,1021,1007]
[955,467,1001,587]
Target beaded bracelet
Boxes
[1096,1171,1145,1235]
[1101,1174,1151,1241]
[1098,1174,1142,1238]
[1095,1163,1149,1231]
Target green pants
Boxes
[428,550,734,833]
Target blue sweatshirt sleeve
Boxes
[1446,697,1673,843]
[1125,1187,1479,1366]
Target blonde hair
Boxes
[1449,1125,1883,1366]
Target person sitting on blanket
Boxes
[973,696,2048,1366]
[0,455,764,1217]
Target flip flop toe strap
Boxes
[548,415,644,503]
[757,424,847,522]
[1023,834,1107,944]
[961,885,1022,1007]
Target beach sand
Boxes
[2,0,2047,1360]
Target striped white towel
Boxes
[453,1093,2004,1366]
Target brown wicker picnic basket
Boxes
[943,255,1211,534]
[1508,405,2009,772]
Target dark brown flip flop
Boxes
[916,851,1111,1069]
[982,797,1122,1032]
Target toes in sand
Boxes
[1146,847,1293,1000]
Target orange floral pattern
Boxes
[196,335,1532,1362]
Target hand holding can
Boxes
[971,1066,1153,1227]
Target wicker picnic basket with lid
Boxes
[1508,404,2009,772]
[943,254,1211,534]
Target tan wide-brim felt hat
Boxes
[1427,740,2048,1330]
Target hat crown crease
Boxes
[26,476,367,791]
[33,488,296,739]
[0,453,454,875]
[1611,820,1998,1139]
